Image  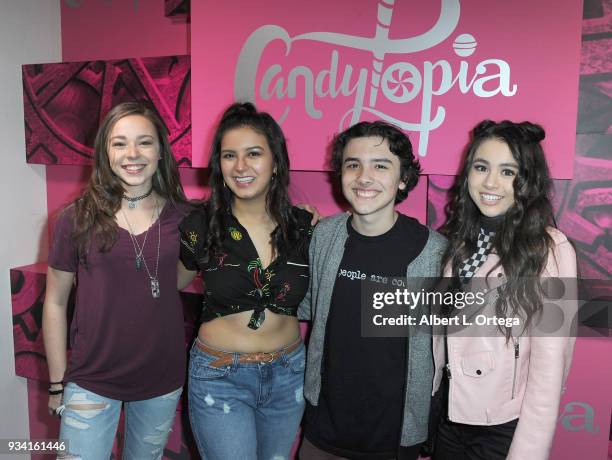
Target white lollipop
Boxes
[453,33,477,57]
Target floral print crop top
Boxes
[179,206,313,329]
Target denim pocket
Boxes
[284,346,306,374]
[189,349,231,381]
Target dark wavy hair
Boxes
[71,101,186,265]
[203,102,300,259]
[330,120,421,203]
[440,120,554,338]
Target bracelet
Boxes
[48,388,64,395]
[49,380,64,385]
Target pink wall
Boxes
[16,1,611,459]
[61,0,189,61]
[550,338,612,460]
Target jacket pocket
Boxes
[461,351,495,378]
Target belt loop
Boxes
[232,352,239,369]
[280,348,289,367]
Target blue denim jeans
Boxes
[58,382,182,460]
[188,340,306,460]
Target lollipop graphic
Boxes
[236,0,461,111]
[293,0,461,112]
[235,0,462,156]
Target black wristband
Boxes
[48,388,64,395]
[49,380,64,385]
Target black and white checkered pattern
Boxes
[458,228,495,282]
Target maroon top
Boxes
[48,202,189,401]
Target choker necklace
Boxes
[480,214,505,233]
[123,189,153,209]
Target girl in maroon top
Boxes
[43,102,190,459]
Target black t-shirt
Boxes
[179,205,313,329]
[304,213,428,459]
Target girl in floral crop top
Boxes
[178,102,313,460]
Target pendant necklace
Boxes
[121,198,162,298]
[121,200,156,270]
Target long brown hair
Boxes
[71,102,186,265]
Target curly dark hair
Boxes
[203,102,301,259]
[71,101,186,265]
[440,120,555,338]
[330,121,421,203]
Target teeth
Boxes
[124,165,145,171]
[235,177,254,183]
[481,193,502,201]
[355,189,378,198]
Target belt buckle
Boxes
[261,352,276,363]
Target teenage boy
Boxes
[298,121,447,460]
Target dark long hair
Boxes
[440,120,554,338]
[71,101,186,265]
[203,102,300,259]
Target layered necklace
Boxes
[120,197,162,298]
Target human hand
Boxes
[48,386,63,416]
[296,203,322,226]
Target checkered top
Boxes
[458,228,495,282]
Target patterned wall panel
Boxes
[22,56,191,166]
[11,266,50,381]
[165,0,189,18]
[567,0,612,279]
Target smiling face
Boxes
[220,126,276,205]
[108,114,160,196]
[341,136,406,219]
[468,138,518,217]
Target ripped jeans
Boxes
[188,341,306,460]
[58,382,182,460]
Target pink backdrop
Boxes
[191,0,582,177]
[61,0,189,60]
[11,1,610,459]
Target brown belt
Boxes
[195,338,301,368]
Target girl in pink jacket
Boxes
[432,120,577,460]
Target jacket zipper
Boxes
[445,349,453,421]
[511,338,519,399]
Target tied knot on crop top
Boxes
[179,206,313,329]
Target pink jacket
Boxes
[432,228,577,460]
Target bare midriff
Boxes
[197,310,300,352]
